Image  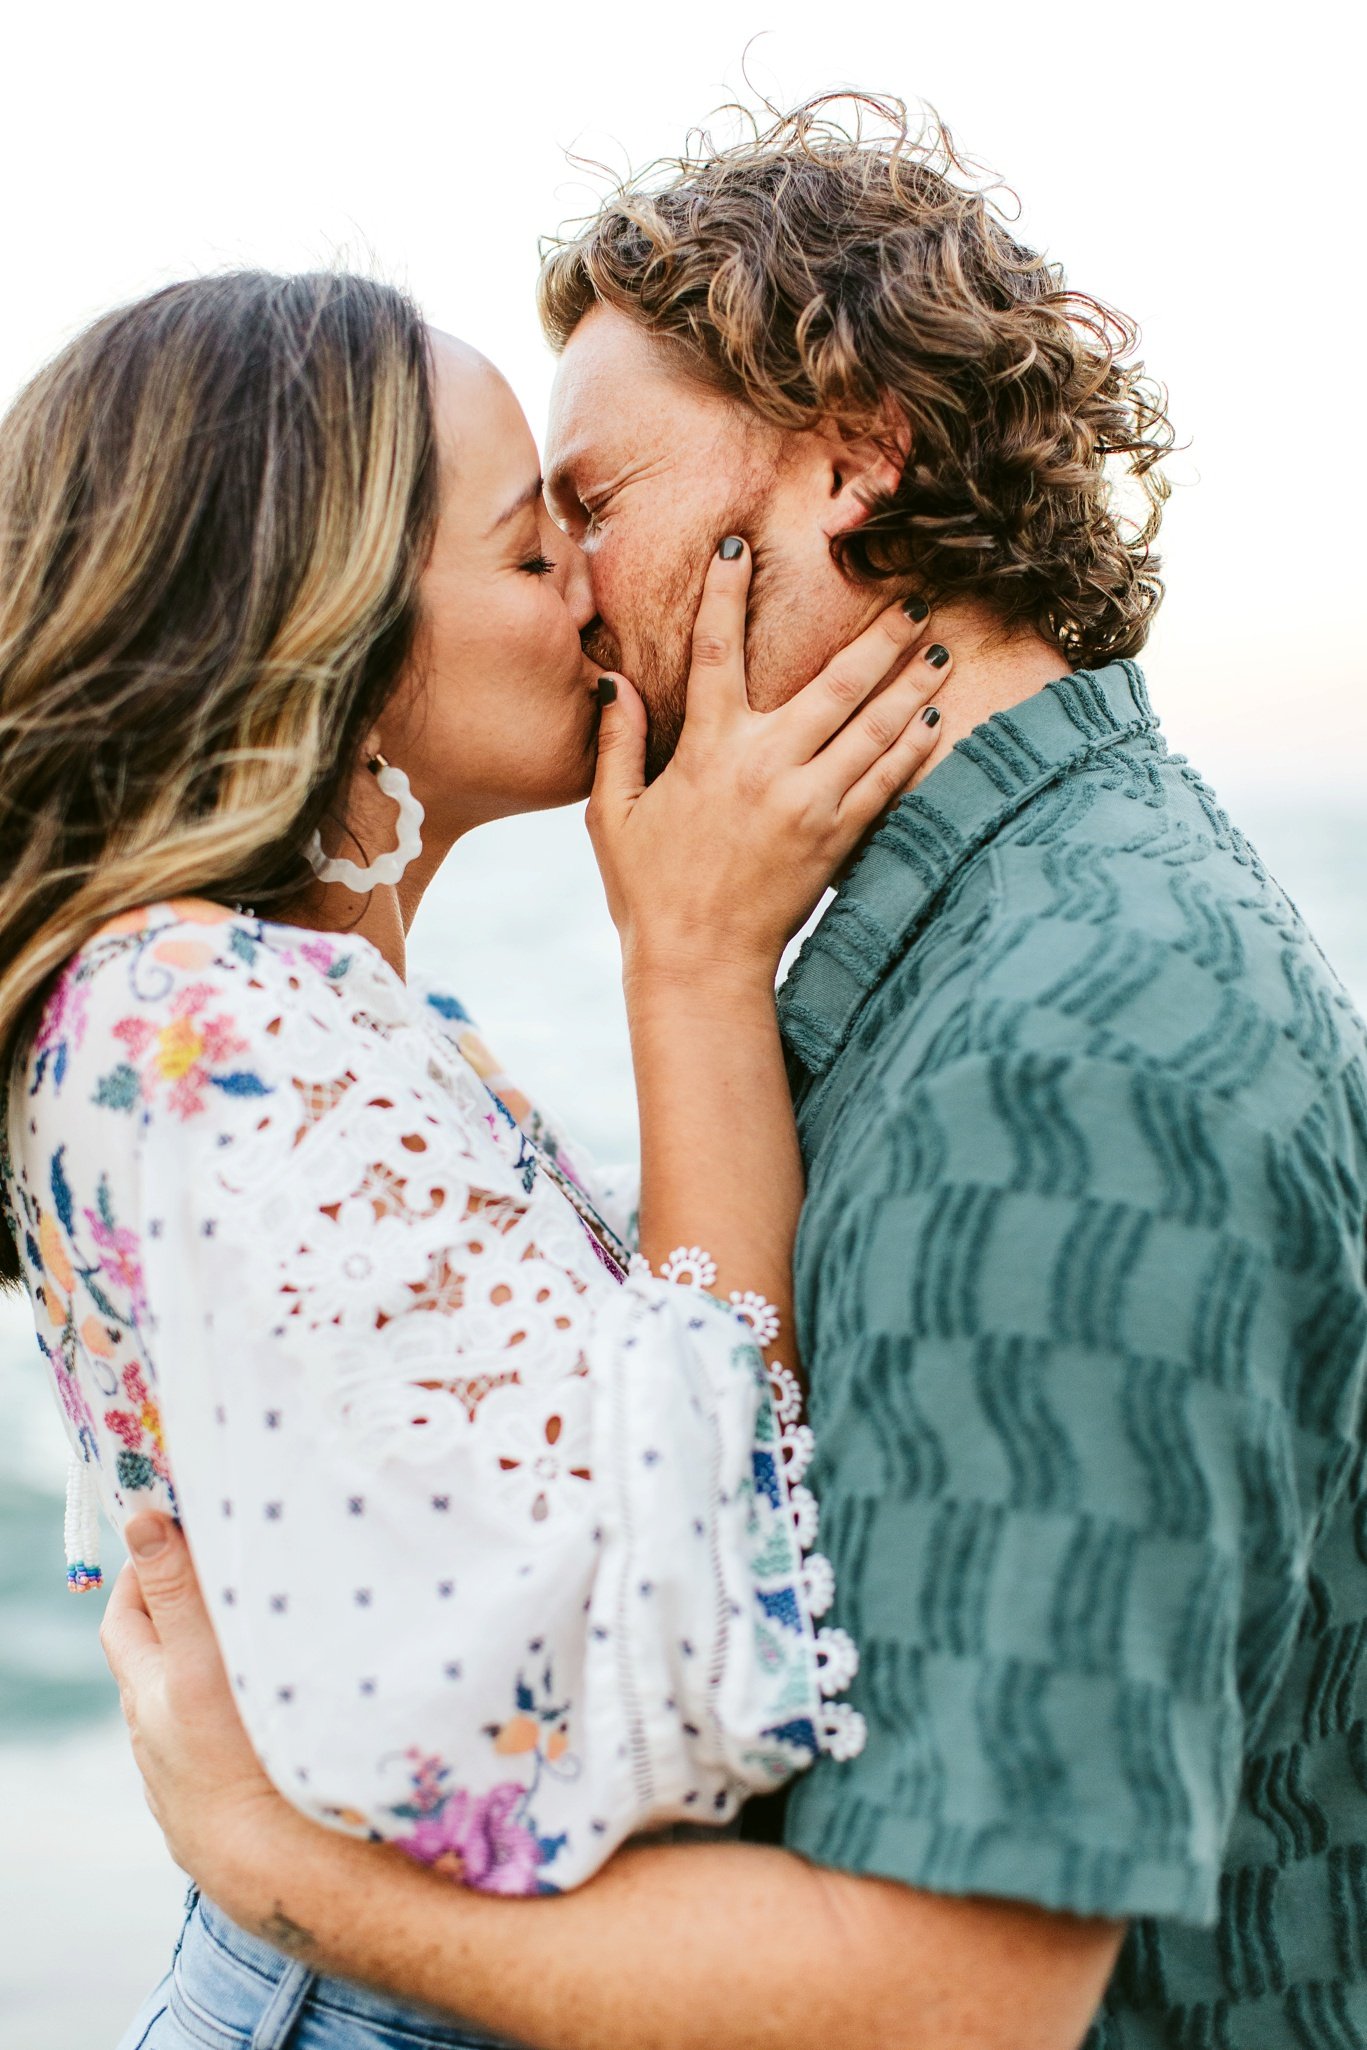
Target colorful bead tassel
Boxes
[64,1450,102,1592]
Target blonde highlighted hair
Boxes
[0,270,438,1279]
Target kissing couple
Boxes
[3,92,1365,2050]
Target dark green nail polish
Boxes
[922,705,941,727]
[719,535,744,560]
[903,596,929,620]
[925,644,950,668]
[596,676,618,706]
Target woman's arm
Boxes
[105,1519,1126,2050]
[590,540,952,1356]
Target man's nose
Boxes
[563,536,598,633]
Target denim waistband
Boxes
[165,1892,517,2049]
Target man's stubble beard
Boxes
[581,613,689,785]
[580,526,711,784]
[579,475,855,783]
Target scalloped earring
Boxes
[306,754,425,893]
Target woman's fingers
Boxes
[815,638,952,795]
[775,595,938,759]
[836,659,952,828]
[680,536,752,727]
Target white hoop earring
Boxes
[306,755,425,892]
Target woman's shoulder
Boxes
[25,900,377,1118]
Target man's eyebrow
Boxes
[486,474,544,537]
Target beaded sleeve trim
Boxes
[653,1248,866,1764]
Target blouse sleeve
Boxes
[26,912,855,1894]
[413,980,641,1253]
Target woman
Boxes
[0,272,952,2044]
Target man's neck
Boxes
[906,603,1072,789]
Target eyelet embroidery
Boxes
[13,903,869,1894]
[728,1290,782,1348]
[659,1246,718,1290]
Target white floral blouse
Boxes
[2,901,861,1894]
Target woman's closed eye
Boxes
[519,551,558,577]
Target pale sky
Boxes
[3,0,1362,793]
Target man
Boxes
[108,99,1367,2048]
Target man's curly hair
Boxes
[539,96,1174,667]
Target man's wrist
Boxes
[198,1797,322,1950]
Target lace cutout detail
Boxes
[75,920,611,1528]
[659,1246,718,1290]
[728,1291,782,1348]
[10,905,863,1894]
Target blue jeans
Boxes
[117,1888,516,2049]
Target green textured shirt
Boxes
[777,662,1367,2049]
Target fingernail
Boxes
[902,596,929,620]
[922,705,941,727]
[718,536,744,560]
[126,1514,170,1561]
[596,676,618,706]
[925,644,950,668]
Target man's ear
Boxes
[818,405,910,539]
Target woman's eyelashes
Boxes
[519,552,558,577]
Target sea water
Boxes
[3,788,1364,2044]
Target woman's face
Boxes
[379,332,603,846]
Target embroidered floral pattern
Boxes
[82,1178,147,1323]
[103,1359,169,1494]
[383,1667,577,1893]
[94,980,268,1120]
[394,1774,547,1894]
[29,958,89,1097]
[5,900,855,1898]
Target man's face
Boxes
[545,307,889,777]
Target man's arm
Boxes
[221,1809,1123,2050]
[106,1515,1123,2050]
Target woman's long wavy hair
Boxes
[0,269,439,1281]
[540,94,1174,666]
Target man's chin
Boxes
[583,627,686,782]
[643,718,682,785]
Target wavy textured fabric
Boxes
[777,663,1367,2048]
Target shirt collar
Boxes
[777,659,1159,1080]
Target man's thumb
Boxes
[124,1513,212,1640]
[590,674,646,810]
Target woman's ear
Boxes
[820,406,910,539]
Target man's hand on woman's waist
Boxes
[103,1511,1124,2050]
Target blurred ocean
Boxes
[3,782,1365,2045]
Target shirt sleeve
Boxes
[28,914,845,1894]
[784,1047,1327,1927]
